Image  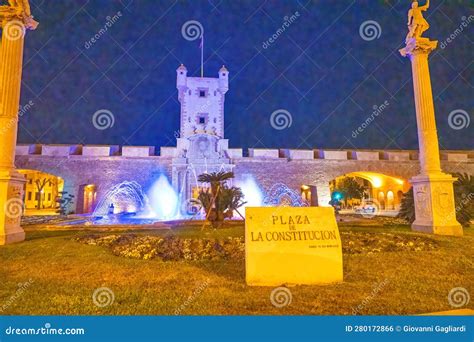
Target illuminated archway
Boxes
[378,191,385,210]
[18,169,64,215]
[79,184,97,214]
[328,171,409,213]
[300,185,319,206]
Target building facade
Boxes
[14,65,474,216]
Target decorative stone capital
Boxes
[399,37,437,58]
[0,4,38,31]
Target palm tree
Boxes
[198,171,234,194]
[197,171,245,227]
[198,171,234,210]
[221,186,246,219]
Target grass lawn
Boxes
[0,220,472,315]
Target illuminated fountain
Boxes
[235,176,264,217]
[147,175,179,219]
[88,176,305,224]
[263,183,308,207]
[93,181,152,217]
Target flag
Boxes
[199,33,204,77]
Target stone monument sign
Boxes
[245,207,343,286]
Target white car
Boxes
[354,203,377,214]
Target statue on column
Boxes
[399,1,463,236]
[405,0,430,42]
[0,0,38,29]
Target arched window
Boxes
[387,191,394,210]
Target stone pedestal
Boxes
[0,170,26,244]
[400,37,463,236]
[411,174,462,236]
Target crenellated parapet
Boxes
[14,144,473,163]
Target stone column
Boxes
[0,18,34,244]
[400,38,462,236]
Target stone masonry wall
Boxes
[15,155,173,213]
[15,147,473,213]
[232,158,474,206]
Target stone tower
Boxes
[172,65,233,208]
[176,64,229,138]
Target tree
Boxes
[197,171,234,214]
[220,186,245,219]
[397,187,415,223]
[34,176,56,209]
[56,191,75,215]
[453,173,474,226]
[197,171,246,228]
[333,177,365,207]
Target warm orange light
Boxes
[371,176,382,188]
[347,172,405,189]
[395,178,404,185]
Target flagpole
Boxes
[200,34,204,78]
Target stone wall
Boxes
[232,158,473,206]
[15,153,172,213]
[14,144,474,212]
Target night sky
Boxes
[16,0,473,151]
